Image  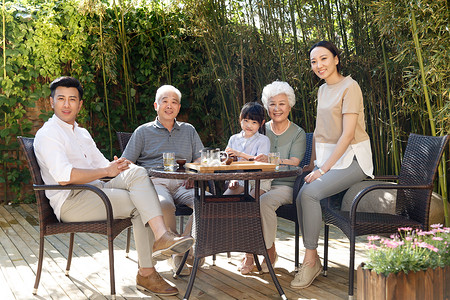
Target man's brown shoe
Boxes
[152,231,194,261]
[136,271,178,296]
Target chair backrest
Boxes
[17,136,60,228]
[396,133,449,225]
[299,132,313,168]
[116,131,133,153]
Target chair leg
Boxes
[323,224,329,277]
[212,254,216,266]
[66,233,75,276]
[179,215,185,234]
[295,219,299,272]
[227,252,231,263]
[348,232,356,299]
[183,256,201,300]
[126,227,131,258]
[108,236,116,299]
[33,236,45,295]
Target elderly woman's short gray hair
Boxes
[155,85,182,104]
[261,81,296,110]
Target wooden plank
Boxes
[1,205,80,299]
[0,257,16,300]
[3,205,109,299]
[2,204,375,299]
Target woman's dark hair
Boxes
[309,40,342,73]
[50,76,84,100]
[240,101,266,134]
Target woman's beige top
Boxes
[314,76,373,177]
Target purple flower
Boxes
[398,227,413,231]
[367,244,378,250]
[432,237,443,241]
[384,240,401,249]
[367,235,380,241]
[430,224,443,229]
[416,242,439,252]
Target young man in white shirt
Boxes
[34,76,193,296]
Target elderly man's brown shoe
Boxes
[152,231,194,261]
[136,271,178,296]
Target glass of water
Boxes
[268,152,281,170]
[163,152,175,170]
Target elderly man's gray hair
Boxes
[155,85,182,104]
[261,81,296,110]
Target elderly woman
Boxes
[239,81,306,275]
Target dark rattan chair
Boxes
[18,136,132,299]
[321,133,449,300]
[275,132,313,271]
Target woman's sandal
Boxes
[261,252,278,273]
[238,253,255,275]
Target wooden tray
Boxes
[185,161,277,173]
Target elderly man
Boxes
[34,77,194,296]
[122,85,205,275]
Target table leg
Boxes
[184,178,287,300]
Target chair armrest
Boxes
[292,171,310,203]
[33,183,114,223]
[349,183,432,224]
[372,175,399,181]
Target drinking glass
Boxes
[163,152,175,170]
[268,152,280,170]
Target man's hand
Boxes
[182,178,195,189]
[105,156,131,177]
[228,180,239,190]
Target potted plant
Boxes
[357,224,450,300]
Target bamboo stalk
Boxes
[99,9,113,159]
[113,0,134,121]
[240,38,245,105]
[381,40,399,175]
[2,0,6,79]
[2,0,7,203]
[410,8,448,226]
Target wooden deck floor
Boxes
[0,203,370,299]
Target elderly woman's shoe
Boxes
[261,252,278,273]
[238,253,255,275]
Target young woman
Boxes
[291,41,373,289]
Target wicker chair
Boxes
[18,136,132,299]
[321,133,449,300]
[117,131,203,232]
[275,132,313,271]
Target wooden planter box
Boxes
[357,263,450,300]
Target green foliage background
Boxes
[1,0,448,216]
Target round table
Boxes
[149,165,301,300]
